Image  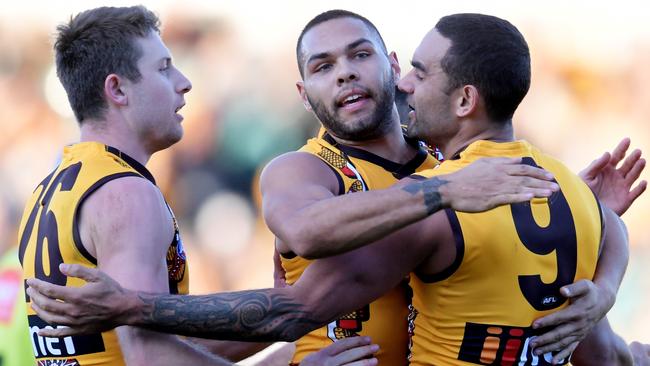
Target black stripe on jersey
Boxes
[592,191,605,257]
[280,251,297,259]
[322,132,429,178]
[416,208,465,283]
[105,145,156,185]
[325,161,345,196]
[72,172,143,265]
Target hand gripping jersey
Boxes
[409,140,601,366]
[282,130,439,365]
[18,142,189,366]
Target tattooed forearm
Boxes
[136,289,324,342]
[402,177,447,215]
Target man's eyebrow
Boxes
[307,52,330,65]
[306,38,373,66]
[346,38,372,51]
[411,60,427,72]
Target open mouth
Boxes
[339,94,366,107]
[336,89,370,111]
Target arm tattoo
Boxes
[137,289,324,342]
[402,177,447,215]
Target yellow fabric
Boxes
[18,142,189,365]
[409,140,601,366]
[283,132,438,365]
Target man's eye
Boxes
[315,64,331,73]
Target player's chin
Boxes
[159,127,184,149]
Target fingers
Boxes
[60,263,102,283]
[559,279,591,299]
[551,341,578,365]
[503,164,555,181]
[26,278,78,302]
[344,358,378,366]
[624,158,646,184]
[335,343,379,365]
[532,310,570,331]
[629,180,648,200]
[325,337,373,356]
[530,321,578,350]
[618,149,642,176]
[26,285,74,316]
[579,152,610,181]
[532,324,580,356]
[610,137,631,166]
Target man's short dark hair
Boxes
[296,9,388,78]
[436,13,531,122]
[55,6,160,123]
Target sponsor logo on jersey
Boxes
[327,305,370,341]
[28,315,105,359]
[459,322,568,366]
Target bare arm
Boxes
[79,177,231,365]
[530,206,629,362]
[187,339,272,362]
[264,152,557,258]
[570,317,633,366]
[28,212,443,340]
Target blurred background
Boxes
[0,0,648,361]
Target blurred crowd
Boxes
[0,4,648,362]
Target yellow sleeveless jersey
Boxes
[282,130,439,365]
[17,142,189,366]
[409,140,601,366]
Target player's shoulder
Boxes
[261,151,340,184]
[260,150,343,196]
[82,176,163,218]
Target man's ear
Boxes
[104,74,128,107]
[456,85,479,118]
[388,51,401,82]
[296,81,312,112]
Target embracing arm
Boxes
[530,206,629,362]
[570,317,633,366]
[264,152,556,258]
[29,215,437,340]
[76,177,231,365]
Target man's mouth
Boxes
[336,89,370,110]
[408,104,416,123]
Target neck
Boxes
[79,120,151,166]
[440,120,514,159]
[327,110,417,164]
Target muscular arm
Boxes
[31,213,443,340]
[571,317,633,366]
[187,339,272,362]
[135,225,431,340]
[81,177,231,365]
[592,206,629,307]
[530,205,630,360]
[264,152,556,258]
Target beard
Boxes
[306,74,396,141]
